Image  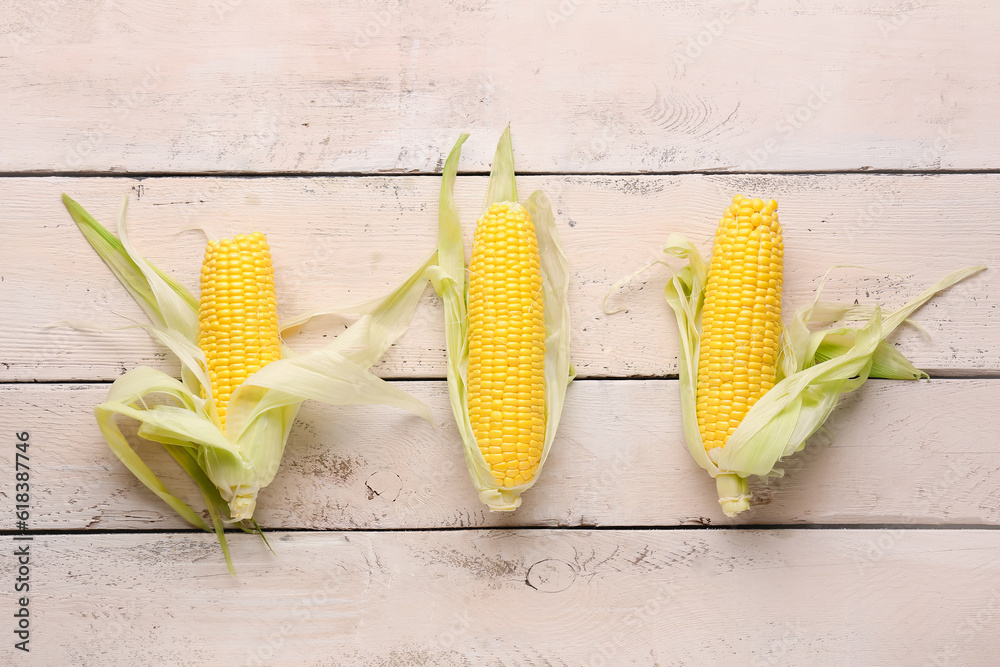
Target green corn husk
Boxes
[428,128,574,511]
[659,232,984,516]
[63,194,434,573]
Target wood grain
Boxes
[3,378,997,531]
[3,2,999,660]
[6,529,998,665]
[2,174,996,383]
[2,1,998,173]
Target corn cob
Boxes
[198,232,281,431]
[64,194,435,572]
[467,202,546,488]
[697,195,783,463]
[434,128,572,511]
[656,193,981,517]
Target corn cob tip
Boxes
[478,488,523,512]
[229,494,257,521]
[716,472,750,517]
[731,193,778,212]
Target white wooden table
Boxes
[2,1,999,664]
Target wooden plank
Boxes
[2,174,996,382]
[1,1,998,173]
[6,529,998,665]
[2,378,997,530]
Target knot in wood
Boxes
[525,559,576,593]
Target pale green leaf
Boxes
[527,189,574,467]
[95,367,210,530]
[429,134,485,501]
[112,196,199,341]
[63,194,198,335]
[162,443,235,575]
[231,399,299,491]
[815,335,925,380]
[136,323,212,399]
[483,125,517,210]
[278,247,437,365]
[237,350,432,431]
[661,236,715,476]
[437,133,469,295]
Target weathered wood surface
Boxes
[2,378,996,531]
[3,1,999,663]
[5,529,998,666]
[2,1,998,174]
[2,174,996,382]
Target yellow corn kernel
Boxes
[198,232,281,431]
[696,195,783,455]
[467,202,545,488]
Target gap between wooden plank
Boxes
[4,523,1000,537]
[6,169,1000,178]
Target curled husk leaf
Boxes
[659,232,984,517]
[429,128,574,511]
[63,194,434,572]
